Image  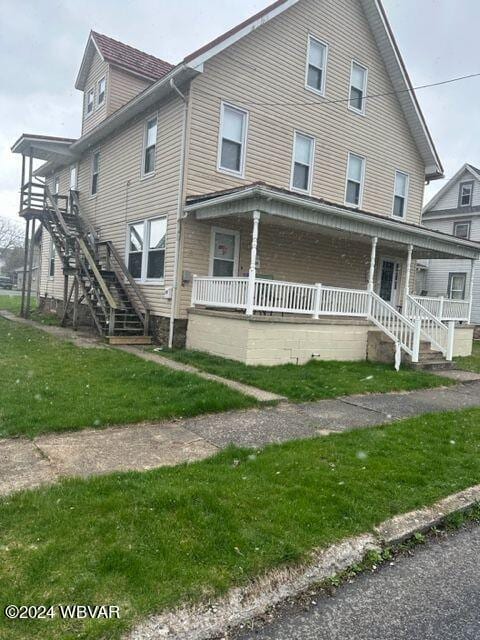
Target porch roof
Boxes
[184,182,480,260]
[11,134,77,165]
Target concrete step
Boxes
[411,360,457,372]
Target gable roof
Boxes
[75,31,173,90]
[423,163,480,213]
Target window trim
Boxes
[348,60,368,116]
[48,238,56,279]
[391,170,410,220]
[141,112,158,178]
[453,220,471,239]
[90,150,100,197]
[344,152,366,208]
[69,164,78,191]
[458,180,474,208]
[125,216,167,285]
[85,87,95,117]
[97,76,106,108]
[290,130,316,195]
[448,272,467,300]
[209,226,241,277]
[53,175,60,195]
[217,101,249,178]
[304,34,329,97]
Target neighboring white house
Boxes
[422,163,480,325]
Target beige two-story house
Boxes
[13,0,479,367]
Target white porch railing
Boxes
[405,295,454,360]
[369,291,418,363]
[411,295,470,322]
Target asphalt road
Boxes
[235,524,480,640]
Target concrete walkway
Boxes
[3,380,480,497]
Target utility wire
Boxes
[194,71,480,109]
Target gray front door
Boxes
[379,258,401,306]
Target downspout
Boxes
[168,77,188,349]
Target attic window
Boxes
[306,36,327,96]
[349,62,368,114]
[97,77,106,106]
[459,181,473,207]
[86,88,94,115]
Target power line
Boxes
[195,71,480,109]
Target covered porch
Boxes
[183,184,479,366]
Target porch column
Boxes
[24,218,36,319]
[468,259,476,324]
[404,244,413,307]
[367,237,378,292]
[246,210,261,316]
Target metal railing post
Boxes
[191,275,197,307]
[412,317,421,363]
[446,321,455,361]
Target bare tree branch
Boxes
[0,216,23,254]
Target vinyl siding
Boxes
[185,0,426,224]
[81,51,109,135]
[432,170,480,211]
[107,66,150,115]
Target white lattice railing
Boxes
[412,295,470,322]
[369,291,419,362]
[405,295,454,360]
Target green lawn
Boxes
[162,349,452,402]
[1,409,479,640]
[456,340,480,372]
[0,318,254,438]
[0,293,22,313]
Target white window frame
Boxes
[348,60,368,115]
[86,87,95,117]
[97,76,106,108]
[448,272,467,300]
[126,216,167,285]
[304,34,328,97]
[53,175,60,195]
[453,220,471,239]
[90,150,100,197]
[209,226,240,277]
[290,130,316,195]
[141,113,158,178]
[459,181,473,207]
[48,238,56,279]
[69,164,78,191]
[344,152,366,208]
[217,102,249,178]
[392,170,409,220]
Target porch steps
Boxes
[368,331,456,371]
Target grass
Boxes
[456,340,480,372]
[0,293,61,325]
[1,408,479,640]
[161,349,452,402]
[0,293,22,314]
[0,318,255,438]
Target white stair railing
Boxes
[405,295,454,361]
[368,291,420,368]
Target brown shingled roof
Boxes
[91,31,173,81]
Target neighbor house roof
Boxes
[423,163,480,214]
[75,30,174,90]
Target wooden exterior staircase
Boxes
[20,180,151,344]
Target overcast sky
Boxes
[1,0,479,223]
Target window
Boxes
[53,176,60,195]
[459,181,473,207]
[448,273,467,300]
[97,77,106,107]
[305,36,327,95]
[127,217,167,281]
[210,228,239,277]
[86,88,94,115]
[218,103,248,176]
[91,151,100,196]
[453,220,471,239]
[291,132,315,193]
[349,61,368,114]
[69,165,77,190]
[393,171,409,218]
[49,239,56,278]
[143,116,158,175]
[345,153,365,207]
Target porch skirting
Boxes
[187,309,474,366]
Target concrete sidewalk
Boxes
[3,380,480,497]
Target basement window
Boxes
[127,217,167,282]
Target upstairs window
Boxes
[218,103,248,176]
[49,239,56,278]
[306,36,327,95]
[127,217,167,281]
[86,88,94,116]
[143,116,158,176]
[448,273,467,300]
[97,77,106,107]
[69,165,77,190]
[459,181,473,207]
[53,176,60,195]
[453,220,471,239]
[91,151,100,196]
[291,132,315,194]
[345,153,365,207]
[349,61,368,114]
[393,171,409,219]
